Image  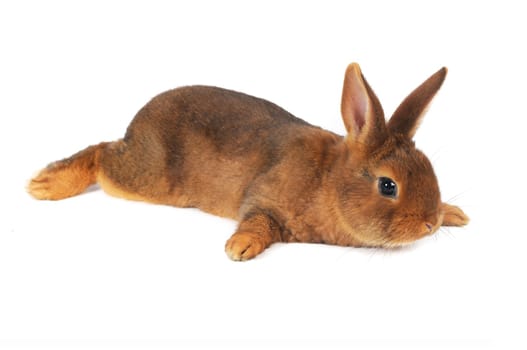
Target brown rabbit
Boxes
[28,63,469,260]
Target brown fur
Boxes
[28,63,469,260]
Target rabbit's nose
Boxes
[424,218,440,234]
[423,213,440,234]
[425,223,434,233]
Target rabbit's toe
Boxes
[28,163,89,200]
[225,232,266,261]
[28,169,57,200]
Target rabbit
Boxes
[28,63,469,261]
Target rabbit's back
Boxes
[130,86,311,149]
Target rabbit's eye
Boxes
[378,177,397,198]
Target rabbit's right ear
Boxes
[341,63,387,151]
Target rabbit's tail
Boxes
[28,142,112,200]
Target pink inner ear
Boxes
[350,83,367,133]
[353,98,366,131]
[342,63,373,138]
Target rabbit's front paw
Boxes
[441,203,469,227]
[225,232,266,261]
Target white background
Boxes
[1,1,525,349]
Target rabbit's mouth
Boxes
[373,215,443,248]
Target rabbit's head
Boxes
[335,63,448,247]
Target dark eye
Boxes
[378,177,397,198]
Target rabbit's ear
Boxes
[341,63,387,149]
[388,67,447,139]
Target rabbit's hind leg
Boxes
[28,142,110,200]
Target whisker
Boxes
[336,247,356,262]
[429,147,444,163]
[439,226,456,241]
[367,247,380,260]
[445,190,469,204]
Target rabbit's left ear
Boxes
[388,67,447,139]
